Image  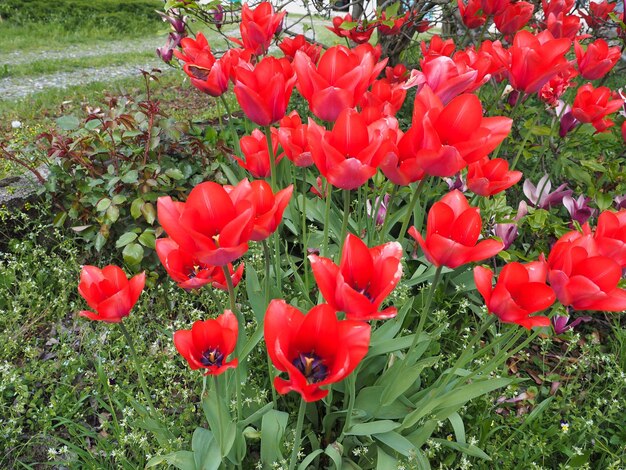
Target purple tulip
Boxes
[444,173,467,192]
[494,201,527,249]
[210,4,224,30]
[552,315,592,335]
[157,11,187,34]
[559,111,579,137]
[366,194,390,226]
[614,195,626,210]
[563,195,595,226]
[523,175,572,209]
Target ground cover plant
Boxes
[1,0,626,468]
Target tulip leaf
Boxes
[298,449,324,470]
[355,386,412,419]
[192,427,222,470]
[448,412,466,444]
[260,409,289,465]
[240,324,263,361]
[202,392,236,458]
[380,357,438,406]
[368,334,428,357]
[115,232,138,248]
[122,243,144,267]
[373,431,415,457]
[405,419,438,448]
[346,420,399,436]
[145,451,195,470]
[376,447,397,470]
[324,443,343,469]
[245,265,266,323]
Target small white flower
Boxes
[11,120,22,129]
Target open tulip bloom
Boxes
[409,190,504,269]
[78,265,145,323]
[174,310,239,375]
[309,233,403,321]
[264,300,370,402]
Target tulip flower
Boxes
[545,11,581,40]
[539,66,578,106]
[264,300,370,402]
[78,265,145,323]
[481,0,509,15]
[239,1,285,55]
[494,2,534,35]
[157,181,255,266]
[277,111,313,167]
[493,201,528,250]
[547,227,626,311]
[156,238,244,291]
[467,157,522,196]
[552,314,592,334]
[594,209,626,267]
[377,11,411,36]
[234,128,281,178]
[507,30,572,94]
[409,190,504,269]
[309,234,403,321]
[523,175,572,209]
[278,34,321,63]
[359,79,407,117]
[575,40,621,80]
[420,35,455,59]
[457,0,487,29]
[572,83,624,133]
[582,0,616,29]
[541,0,575,18]
[307,108,388,190]
[366,194,391,226]
[225,179,293,241]
[563,195,595,226]
[559,109,579,137]
[174,311,238,375]
[474,258,556,329]
[413,55,481,104]
[233,56,296,127]
[293,44,386,122]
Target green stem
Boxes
[339,189,351,252]
[408,266,443,354]
[510,110,539,171]
[119,322,156,415]
[288,399,307,470]
[398,178,427,243]
[262,241,278,406]
[378,183,396,244]
[338,373,356,442]
[220,95,242,159]
[301,171,310,293]
[264,126,277,191]
[322,183,332,258]
[220,265,242,421]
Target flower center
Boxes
[292,352,328,384]
[200,348,224,367]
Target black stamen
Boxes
[292,352,328,384]
[200,348,224,367]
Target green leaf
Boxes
[346,420,399,436]
[192,427,221,470]
[94,232,107,252]
[138,229,156,249]
[115,232,138,248]
[96,197,111,212]
[142,202,156,225]
[202,393,236,458]
[52,212,67,228]
[376,446,397,470]
[373,431,415,457]
[448,412,466,444]
[56,115,80,131]
[299,449,324,470]
[122,243,144,266]
[106,205,120,223]
[145,451,195,470]
[430,438,491,460]
[324,443,343,469]
[245,265,266,323]
[131,198,144,219]
[380,357,437,406]
[261,410,289,465]
[355,386,412,420]
[112,194,127,205]
[121,170,139,184]
[165,168,185,180]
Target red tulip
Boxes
[307,108,389,190]
[309,234,403,321]
[474,258,555,329]
[156,238,244,291]
[409,190,504,269]
[494,1,534,35]
[407,86,512,177]
[157,181,254,266]
[234,56,296,126]
[572,83,624,133]
[545,12,581,40]
[264,300,370,402]
[582,0,616,29]
[326,14,376,43]
[466,157,522,196]
[379,124,426,186]
[377,11,410,35]
[235,128,281,178]
[359,79,407,117]
[174,33,232,97]
[277,111,313,167]
[239,1,285,55]
[479,40,511,79]
[413,55,480,104]
[420,35,455,60]
[575,39,621,80]
[594,210,626,267]
[174,310,238,375]
[547,227,626,311]
[279,34,322,63]
[458,0,487,29]
[225,179,293,241]
[481,0,509,16]
[539,65,578,106]
[293,44,386,122]
[507,30,572,94]
[78,265,145,323]
[541,0,574,18]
